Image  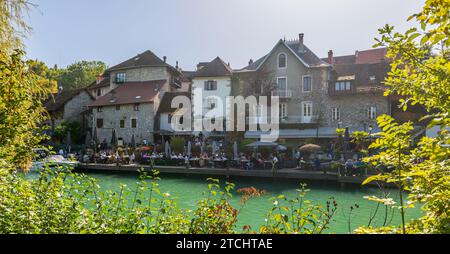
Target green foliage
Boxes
[57,61,107,90]
[336,128,345,137]
[0,167,338,234]
[361,0,450,234]
[259,184,337,234]
[27,59,59,93]
[0,50,53,171]
[0,0,33,51]
[189,179,238,234]
[54,121,82,145]
[171,137,185,154]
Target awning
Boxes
[244,126,382,139]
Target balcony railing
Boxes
[271,89,293,98]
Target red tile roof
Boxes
[322,48,389,65]
[355,48,389,64]
[88,80,165,107]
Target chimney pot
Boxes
[298,33,305,53]
[328,50,334,65]
[249,59,254,66]
[96,75,104,85]
[176,61,179,69]
[163,56,167,63]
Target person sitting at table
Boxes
[271,153,279,170]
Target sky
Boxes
[24,0,425,71]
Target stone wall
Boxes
[93,103,155,145]
[323,93,389,128]
[63,91,93,123]
[110,66,168,89]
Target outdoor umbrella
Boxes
[245,141,279,148]
[212,141,217,154]
[276,145,287,151]
[187,141,192,156]
[299,144,321,152]
[130,134,136,149]
[165,141,170,156]
[233,141,238,159]
[111,129,117,149]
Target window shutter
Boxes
[204,81,208,90]
[213,81,217,90]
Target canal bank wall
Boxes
[77,164,385,187]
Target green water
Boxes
[86,171,422,233]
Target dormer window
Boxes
[335,81,352,91]
[278,53,287,68]
[115,72,126,83]
[204,80,217,91]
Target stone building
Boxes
[88,50,191,146]
[323,48,392,131]
[44,88,94,135]
[236,34,333,145]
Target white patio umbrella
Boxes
[165,141,170,156]
[212,141,217,154]
[187,141,192,156]
[233,141,238,159]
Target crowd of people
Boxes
[53,139,369,175]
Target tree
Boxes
[57,60,107,90]
[360,0,450,234]
[27,59,59,93]
[0,0,34,52]
[0,50,53,171]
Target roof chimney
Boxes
[163,56,167,63]
[248,59,254,66]
[176,61,179,69]
[298,33,305,53]
[96,75,104,85]
[328,50,334,65]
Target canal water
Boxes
[86,171,422,233]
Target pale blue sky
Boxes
[25,0,424,70]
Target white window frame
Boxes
[115,72,126,83]
[302,75,312,93]
[367,106,377,120]
[131,118,138,129]
[276,77,288,92]
[301,101,313,117]
[277,53,287,69]
[332,107,340,121]
[280,103,288,118]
